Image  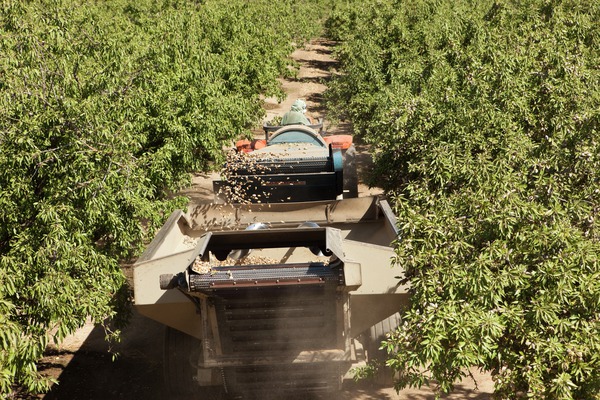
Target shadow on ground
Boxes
[40,312,167,400]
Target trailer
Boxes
[133,125,406,398]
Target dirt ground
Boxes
[37,39,494,400]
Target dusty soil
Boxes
[37,39,494,400]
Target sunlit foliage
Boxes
[0,0,324,395]
[326,0,600,398]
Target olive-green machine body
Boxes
[133,195,407,396]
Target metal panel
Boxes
[136,210,187,262]
[223,363,342,396]
[186,195,384,231]
[212,286,338,356]
[188,263,339,291]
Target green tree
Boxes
[326,0,600,397]
[0,0,326,395]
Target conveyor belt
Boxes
[188,262,340,291]
[230,156,332,175]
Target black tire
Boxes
[164,326,225,400]
[364,312,402,386]
[342,145,358,198]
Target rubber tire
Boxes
[364,312,402,387]
[164,327,225,400]
[342,145,358,199]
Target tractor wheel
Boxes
[164,326,225,400]
[342,144,358,198]
[363,312,402,387]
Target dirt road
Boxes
[39,39,493,400]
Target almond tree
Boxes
[0,0,326,395]
[326,0,600,397]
